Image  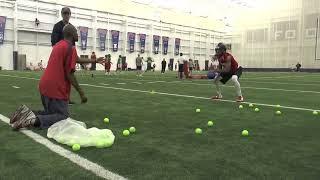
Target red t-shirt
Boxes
[105,61,111,69]
[218,52,238,73]
[39,40,77,100]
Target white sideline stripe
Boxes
[0,114,127,180]
[116,83,126,85]
[241,80,320,87]
[1,74,319,111]
[12,86,20,89]
[99,77,320,94]
[167,81,320,94]
[80,83,320,112]
[132,82,142,84]
[241,75,320,80]
[100,83,110,86]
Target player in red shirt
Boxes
[183,60,189,78]
[9,24,103,130]
[104,54,112,75]
[211,43,244,102]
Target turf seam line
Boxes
[80,83,320,112]
[0,114,128,180]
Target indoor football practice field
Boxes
[1,70,320,179]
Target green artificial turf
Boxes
[0,70,320,180]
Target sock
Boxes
[33,117,41,127]
[214,80,222,97]
[231,75,242,97]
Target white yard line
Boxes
[241,74,320,80]
[96,75,320,88]
[100,83,110,86]
[80,83,320,112]
[241,80,320,86]
[101,77,320,94]
[1,74,319,111]
[0,114,127,180]
[12,86,20,89]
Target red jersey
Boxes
[218,52,238,73]
[39,40,77,100]
[105,61,111,69]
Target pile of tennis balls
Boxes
[70,116,137,151]
[194,103,318,138]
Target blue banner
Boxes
[128,32,135,53]
[0,16,6,44]
[175,38,180,55]
[139,34,146,53]
[98,29,107,51]
[79,26,88,50]
[111,30,120,52]
[153,35,160,54]
[162,36,169,55]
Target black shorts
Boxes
[189,67,193,71]
[137,66,142,70]
[178,64,184,72]
[220,66,243,84]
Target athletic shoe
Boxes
[211,95,222,100]
[236,96,244,102]
[68,101,75,105]
[12,109,36,130]
[9,105,29,124]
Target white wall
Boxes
[230,0,320,69]
[0,0,225,70]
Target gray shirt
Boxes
[136,57,142,66]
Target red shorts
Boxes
[105,65,111,71]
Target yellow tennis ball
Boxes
[72,144,80,151]
[129,127,136,133]
[103,117,109,123]
[242,130,249,136]
[195,128,202,134]
[123,130,130,136]
[276,111,282,115]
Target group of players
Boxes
[9,7,243,131]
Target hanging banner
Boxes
[128,32,136,53]
[98,29,107,51]
[111,30,120,52]
[162,36,169,55]
[153,35,160,54]
[79,26,88,50]
[0,16,6,44]
[139,34,146,53]
[175,38,180,55]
